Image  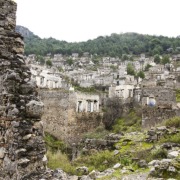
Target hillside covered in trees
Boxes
[16,25,180,57]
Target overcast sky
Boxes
[16,0,180,42]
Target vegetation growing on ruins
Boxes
[44,132,67,152]
[45,114,180,179]
[83,126,109,139]
[112,110,142,133]
[47,150,77,174]
[176,89,180,102]
[164,116,180,128]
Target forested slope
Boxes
[16,25,180,57]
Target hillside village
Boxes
[25,51,180,179]
[27,52,180,108]
[21,51,180,179]
[0,0,180,179]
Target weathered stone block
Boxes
[0,147,5,159]
[26,100,44,118]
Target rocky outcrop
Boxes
[146,126,179,143]
[148,158,180,179]
[0,0,47,179]
[15,25,35,39]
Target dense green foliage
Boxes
[46,59,53,67]
[176,89,180,102]
[154,54,161,64]
[145,63,152,71]
[151,148,168,159]
[44,132,67,152]
[160,132,180,144]
[161,55,170,65]
[47,150,77,174]
[83,126,109,139]
[21,28,180,57]
[136,70,145,79]
[113,110,142,133]
[164,116,180,128]
[127,63,135,75]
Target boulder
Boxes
[53,169,68,180]
[148,160,160,166]
[138,160,147,168]
[167,151,179,159]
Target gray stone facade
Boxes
[39,90,102,144]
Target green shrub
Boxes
[83,126,109,139]
[74,86,97,93]
[47,150,76,175]
[112,110,141,133]
[165,116,180,128]
[131,142,154,162]
[160,132,180,144]
[120,156,132,166]
[44,132,67,152]
[73,150,119,172]
[176,89,180,102]
[151,148,167,159]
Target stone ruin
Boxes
[0,0,47,179]
[141,87,180,128]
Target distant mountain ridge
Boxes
[15,25,180,57]
[15,25,36,39]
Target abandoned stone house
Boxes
[102,57,120,67]
[113,74,137,86]
[118,66,127,76]
[31,66,62,89]
[39,90,101,142]
[172,54,180,61]
[139,87,180,127]
[109,84,135,99]
[77,72,114,87]
[140,87,175,107]
[76,93,99,113]
[143,64,178,89]
[72,53,79,59]
[52,54,64,67]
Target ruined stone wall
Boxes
[141,87,179,128]
[0,0,46,179]
[142,107,176,128]
[39,89,102,144]
[141,87,176,105]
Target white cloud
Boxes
[16,0,180,42]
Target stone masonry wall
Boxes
[0,1,46,179]
[39,89,102,144]
[142,107,176,128]
[141,87,178,128]
[142,87,176,105]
